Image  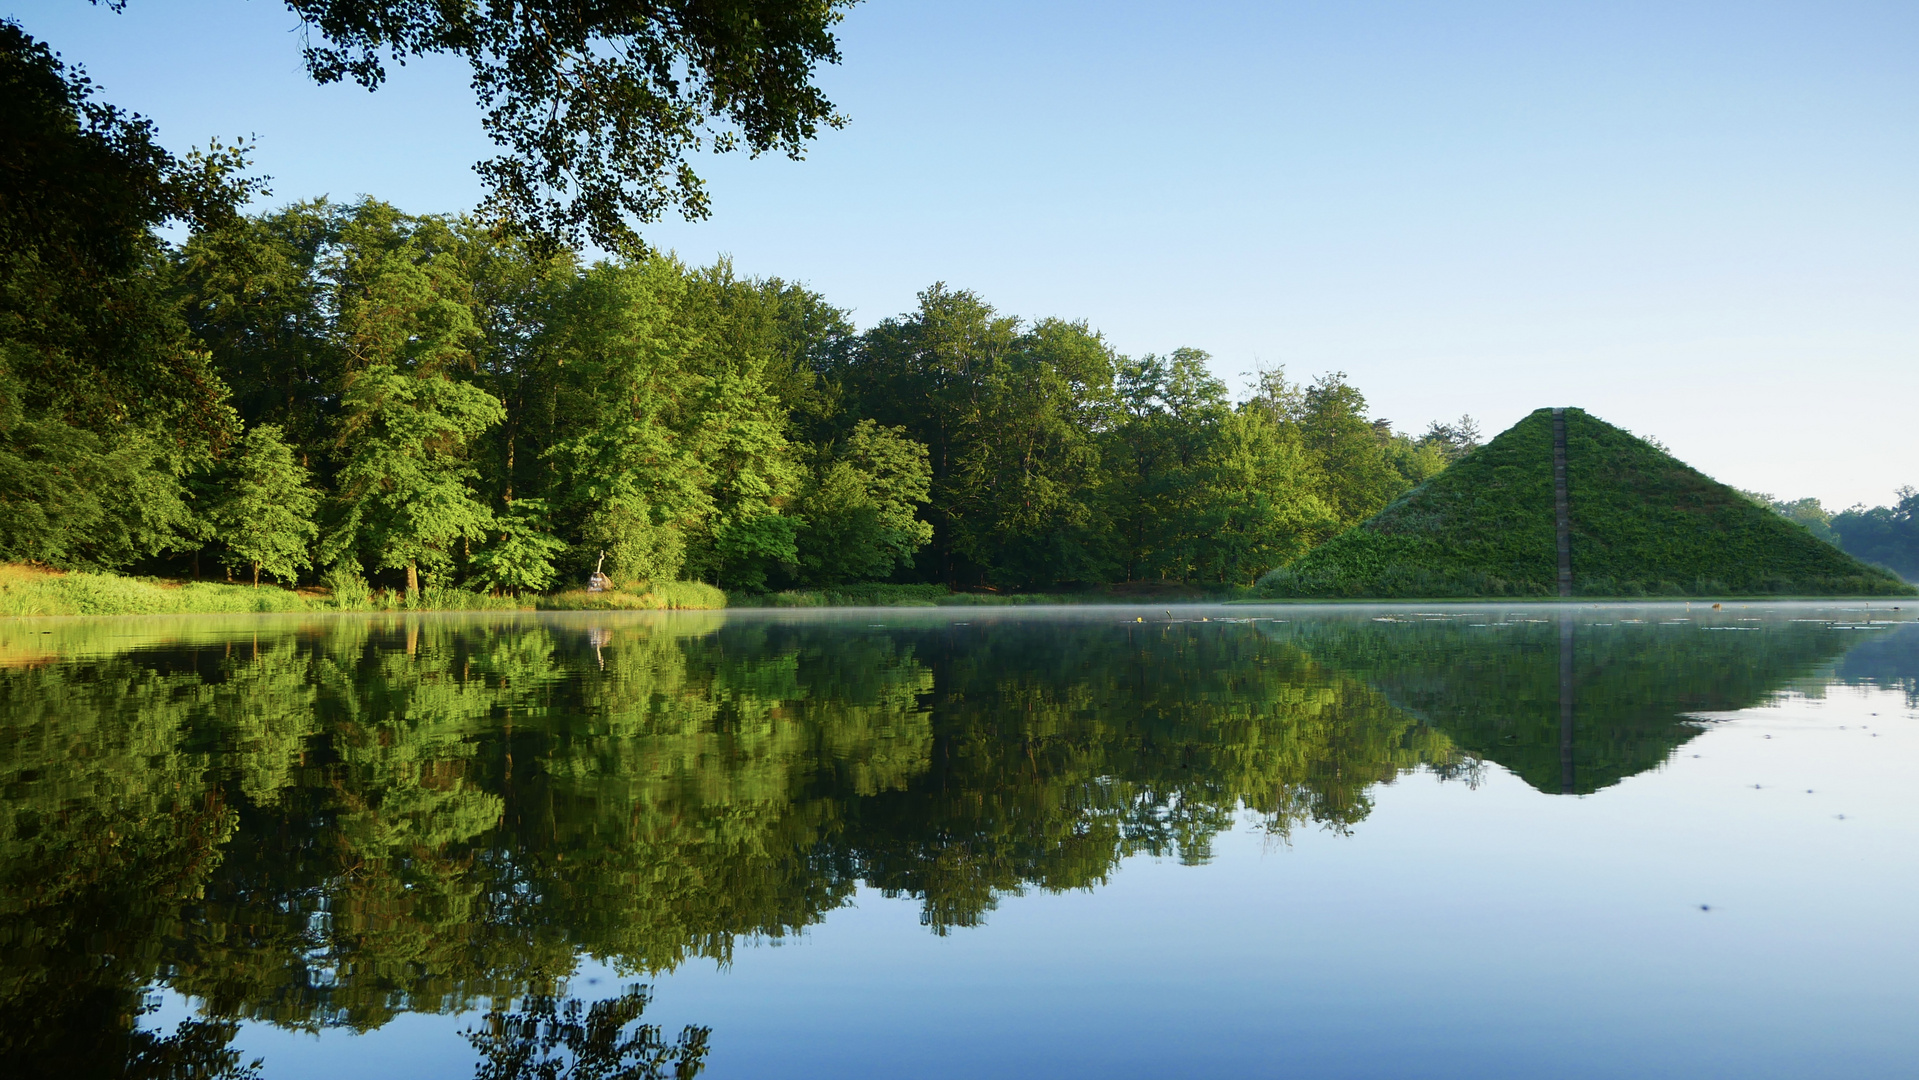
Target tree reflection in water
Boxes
[0,611,1875,1075]
[468,988,708,1080]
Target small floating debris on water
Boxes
[1699,904,1712,912]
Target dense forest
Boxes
[4,21,1912,600]
[0,21,1478,596]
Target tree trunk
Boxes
[406,561,419,598]
[505,422,515,504]
[252,562,260,587]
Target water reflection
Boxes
[1264,613,1875,794]
[468,987,708,1080]
[0,608,1905,1076]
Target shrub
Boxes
[323,564,373,610]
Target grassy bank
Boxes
[732,582,1245,607]
[732,583,952,607]
[2,565,1248,618]
[540,581,729,610]
[0,565,731,617]
[0,565,317,617]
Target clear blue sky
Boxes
[15,0,1917,508]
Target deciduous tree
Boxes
[795,420,933,585]
[213,423,319,586]
[324,364,503,595]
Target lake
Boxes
[3,603,1915,1079]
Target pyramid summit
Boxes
[1258,407,1914,599]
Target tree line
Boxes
[10,22,1910,598]
[1,24,1478,596]
[1748,489,1919,583]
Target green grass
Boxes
[538,580,728,610]
[1257,408,1916,599]
[732,582,1251,607]
[0,565,729,616]
[932,591,1099,606]
[734,583,953,607]
[0,565,316,616]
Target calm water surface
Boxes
[3,603,1916,1078]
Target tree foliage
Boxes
[796,419,933,584]
[4,31,1461,597]
[470,497,567,594]
[325,363,505,593]
[245,0,851,254]
[0,21,259,568]
[212,423,318,585]
[1831,486,1919,582]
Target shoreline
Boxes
[3,564,1908,620]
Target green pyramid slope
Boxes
[1258,408,1915,598]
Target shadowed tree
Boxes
[0,20,261,568]
[794,419,933,585]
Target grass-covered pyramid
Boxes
[1258,408,1915,598]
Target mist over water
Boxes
[3,605,1914,1078]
